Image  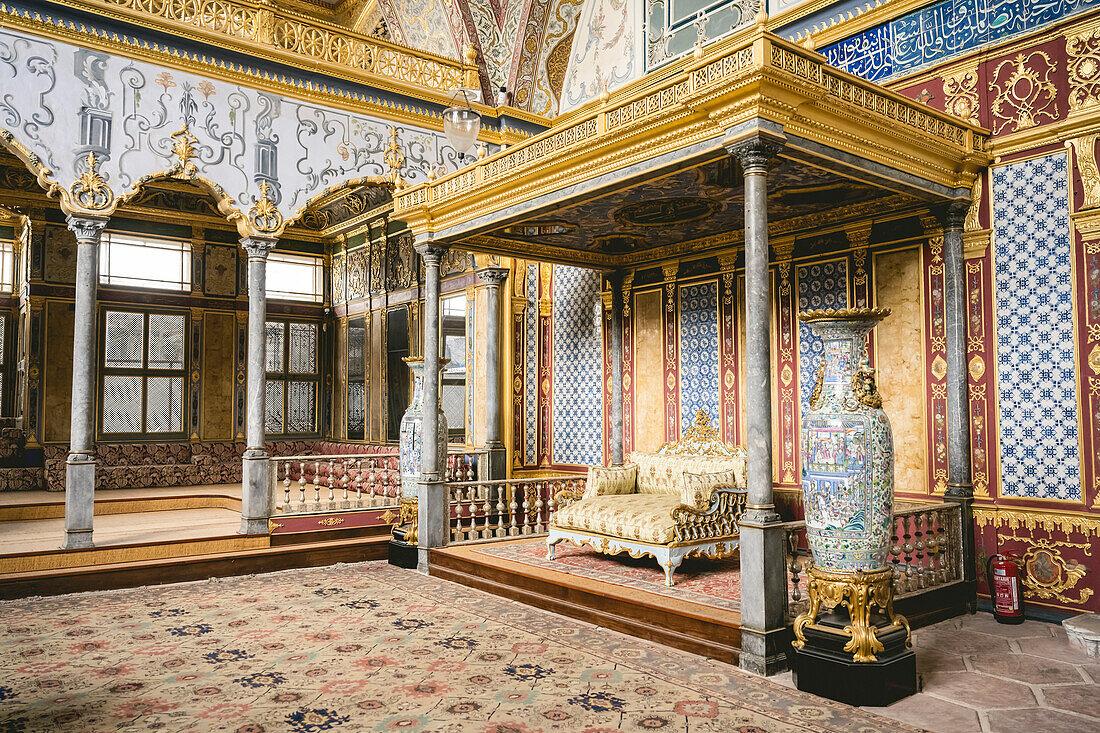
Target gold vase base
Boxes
[792,566,912,663]
[391,497,418,545]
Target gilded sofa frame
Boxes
[547,410,748,586]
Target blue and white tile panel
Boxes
[466,294,476,443]
[678,281,721,433]
[524,263,539,465]
[992,152,1081,501]
[797,260,849,413]
[552,266,604,466]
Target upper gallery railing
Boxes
[37,0,471,103]
[394,29,988,230]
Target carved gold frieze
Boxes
[989,51,1060,135]
[1068,25,1100,114]
[943,66,981,125]
[999,534,1093,606]
[1069,135,1100,210]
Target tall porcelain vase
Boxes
[398,357,448,499]
[799,308,894,573]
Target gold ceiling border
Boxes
[0,4,532,147]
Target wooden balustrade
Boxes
[782,500,964,619]
[270,454,399,515]
[446,476,586,544]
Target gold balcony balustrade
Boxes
[43,0,475,105]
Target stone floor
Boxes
[776,612,1100,733]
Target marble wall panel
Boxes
[874,247,927,496]
[633,289,665,453]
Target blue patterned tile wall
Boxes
[797,260,849,413]
[552,266,604,466]
[679,281,721,432]
[525,263,538,465]
[818,0,1099,82]
[992,153,1081,501]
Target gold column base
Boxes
[393,497,418,544]
[792,566,911,663]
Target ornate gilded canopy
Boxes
[393,26,990,268]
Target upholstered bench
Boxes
[548,411,747,586]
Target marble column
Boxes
[728,134,788,676]
[942,201,972,498]
[63,215,108,550]
[608,272,625,466]
[941,200,977,607]
[240,236,277,535]
[476,266,509,480]
[416,242,448,569]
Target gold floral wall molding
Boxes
[1069,135,1100,210]
[974,506,1100,539]
[998,534,1093,606]
[1068,23,1100,116]
[989,51,1060,135]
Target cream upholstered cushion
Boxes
[631,452,686,497]
[552,494,680,544]
[680,469,737,510]
[583,463,638,499]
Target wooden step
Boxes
[429,542,745,664]
[0,535,389,600]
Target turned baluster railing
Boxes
[782,500,964,619]
[270,453,400,515]
[445,476,586,544]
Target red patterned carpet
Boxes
[0,562,914,732]
[472,539,770,612]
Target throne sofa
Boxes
[548,411,748,586]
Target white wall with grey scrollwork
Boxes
[0,26,465,221]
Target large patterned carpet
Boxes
[0,562,917,732]
[473,540,754,612]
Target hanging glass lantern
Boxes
[442,89,481,161]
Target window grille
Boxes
[264,319,319,435]
[101,310,187,436]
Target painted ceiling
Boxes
[478,157,916,260]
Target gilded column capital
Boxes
[718,253,739,272]
[661,261,679,282]
[475,266,509,288]
[240,235,277,260]
[66,215,108,244]
[414,241,448,267]
[726,134,785,174]
[846,224,873,250]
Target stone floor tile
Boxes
[862,694,982,733]
[970,651,1084,684]
[916,646,967,673]
[1042,684,1100,719]
[1017,634,1095,664]
[920,670,1036,709]
[957,613,1057,639]
[987,708,1099,733]
[915,628,1012,655]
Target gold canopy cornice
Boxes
[393,30,990,256]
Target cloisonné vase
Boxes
[799,308,894,573]
[398,357,448,498]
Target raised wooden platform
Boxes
[429,540,746,664]
[0,484,394,599]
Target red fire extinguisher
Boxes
[986,553,1025,624]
